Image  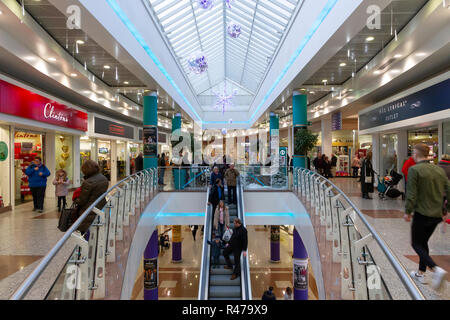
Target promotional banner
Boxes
[172,225,182,243]
[293,259,308,291]
[270,226,280,242]
[143,126,158,157]
[332,112,342,131]
[0,79,88,131]
[143,258,158,290]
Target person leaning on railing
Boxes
[75,160,109,233]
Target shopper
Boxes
[331,154,338,177]
[402,156,416,184]
[158,153,166,185]
[210,166,223,186]
[324,156,332,178]
[261,286,276,300]
[224,163,240,204]
[360,151,374,199]
[438,154,450,179]
[75,160,109,233]
[53,169,70,212]
[284,287,293,300]
[207,233,224,269]
[223,218,248,280]
[313,153,323,174]
[352,154,360,178]
[213,200,230,238]
[25,157,51,213]
[405,144,449,289]
[191,225,199,241]
[135,152,144,173]
[208,178,225,216]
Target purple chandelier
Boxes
[188,52,208,74]
[214,87,238,114]
[227,21,241,38]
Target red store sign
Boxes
[0,79,88,131]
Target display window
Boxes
[408,127,439,164]
[0,124,11,209]
[117,141,126,180]
[55,135,73,186]
[444,121,450,157]
[14,131,45,205]
[380,133,398,175]
[332,130,354,156]
[80,136,94,180]
[97,140,111,181]
[129,143,141,174]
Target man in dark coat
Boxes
[208,178,225,215]
[361,151,374,199]
[135,152,144,172]
[223,218,248,280]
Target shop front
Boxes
[0,77,88,211]
[359,73,450,188]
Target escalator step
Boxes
[219,256,234,265]
[209,297,241,300]
[210,266,233,275]
[209,285,241,298]
[210,274,241,286]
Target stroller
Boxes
[377,169,405,200]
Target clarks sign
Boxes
[0,79,88,131]
[359,78,450,131]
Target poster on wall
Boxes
[143,126,158,157]
[0,142,8,162]
[293,259,308,291]
[143,258,158,290]
[270,226,280,242]
[172,225,181,243]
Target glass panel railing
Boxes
[295,168,425,300]
[157,166,211,191]
[238,165,291,190]
[10,168,158,300]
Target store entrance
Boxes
[97,140,111,181]
[408,127,439,164]
[14,130,45,206]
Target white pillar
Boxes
[288,126,293,158]
[73,135,81,188]
[125,141,130,177]
[321,115,332,157]
[45,132,56,199]
[110,140,117,185]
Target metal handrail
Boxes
[10,168,157,300]
[237,178,252,300]
[198,187,212,300]
[295,168,425,300]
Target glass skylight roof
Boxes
[147,0,302,110]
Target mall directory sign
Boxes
[0,79,88,131]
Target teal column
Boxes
[269,113,281,263]
[293,92,308,169]
[171,113,183,263]
[269,112,279,166]
[143,92,158,169]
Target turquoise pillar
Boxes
[143,92,158,169]
[269,112,279,166]
[293,92,308,169]
[143,92,158,300]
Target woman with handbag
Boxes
[361,151,375,199]
[213,200,230,239]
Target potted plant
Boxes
[294,128,318,156]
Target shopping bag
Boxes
[222,227,233,242]
[365,176,372,184]
[58,204,79,232]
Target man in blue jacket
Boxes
[25,157,51,213]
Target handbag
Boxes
[365,176,372,184]
[58,203,79,232]
[222,227,233,242]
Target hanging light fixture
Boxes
[198,0,214,9]
[227,21,241,38]
[188,52,208,74]
[213,86,238,114]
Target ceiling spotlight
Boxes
[415,52,427,57]
[309,91,315,94]
[104,65,111,69]
[76,40,85,45]
[394,54,402,59]
[339,62,346,67]
[70,73,77,77]
[322,79,328,83]
[124,81,129,85]
[374,70,382,75]
[48,57,57,62]
[0,10,3,15]
[366,36,375,42]
[390,69,401,74]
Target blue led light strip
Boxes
[106,0,338,126]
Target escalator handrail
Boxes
[237,178,252,300]
[198,187,212,300]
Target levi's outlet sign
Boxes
[359,78,450,131]
[0,79,88,131]
[94,117,134,139]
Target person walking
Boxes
[135,152,144,173]
[284,287,293,300]
[224,164,240,204]
[261,286,276,300]
[25,157,51,213]
[158,153,166,186]
[208,178,225,216]
[352,154,360,178]
[191,225,199,241]
[53,169,70,212]
[331,154,338,178]
[223,218,248,280]
[207,233,224,269]
[213,200,230,239]
[361,151,374,199]
[313,153,322,173]
[405,144,449,289]
[75,160,109,233]
[402,156,416,191]
[323,156,332,178]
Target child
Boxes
[207,233,224,269]
[53,169,70,212]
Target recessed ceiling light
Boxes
[309,91,315,94]
[124,81,129,85]
[76,40,85,45]
[339,63,346,67]
[70,73,77,77]
[415,52,427,57]
[374,70,382,75]
[366,36,375,42]
[391,69,401,74]
[322,79,328,83]
[0,10,3,15]
[48,57,57,62]
[104,65,110,69]
[394,54,402,59]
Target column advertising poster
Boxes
[293,259,308,291]
[172,225,182,243]
[143,126,158,157]
[144,258,158,290]
[270,226,280,242]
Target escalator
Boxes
[198,179,252,300]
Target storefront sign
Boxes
[94,117,134,139]
[143,258,158,290]
[0,141,8,161]
[143,126,157,157]
[293,259,308,291]
[0,79,88,131]
[359,78,450,131]
[332,112,342,131]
